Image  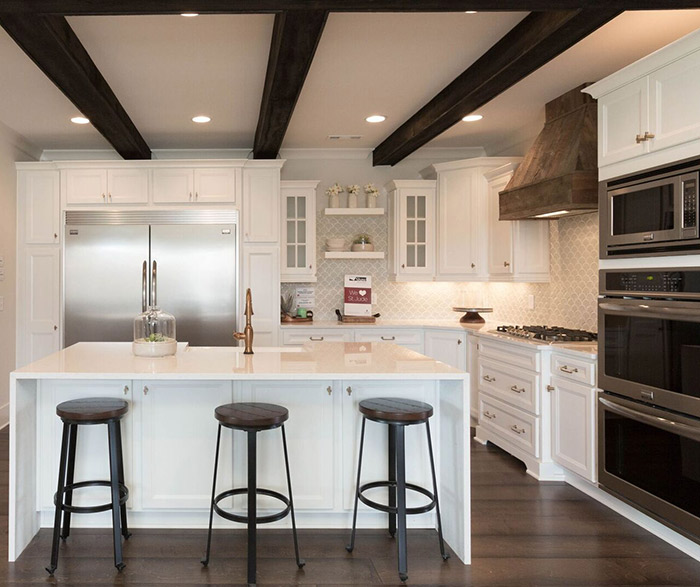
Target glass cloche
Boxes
[132,306,177,357]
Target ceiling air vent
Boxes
[327,135,363,140]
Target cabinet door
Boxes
[38,380,133,512]
[243,167,280,243]
[398,188,435,278]
[281,183,316,282]
[136,380,233,509]
[107,168,149,204]
[649,50,700,153]
[486,173,513,277]
[424,330,466,371]
[20,170,60,244]
[437,168,479,278]
[550,376,596,482]
[242,245,280,346]
[152,168,194,203]
[65,169,108,204]
[598,78,649,167]
[341,381,436,510]
[194,168,237,203]
[237,381,336,510]
[23,247,60,364]
[468,337,479,420]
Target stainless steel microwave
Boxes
[601,162,700,257]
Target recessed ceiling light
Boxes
[192,115,211,124]
[365,114,386,123]
[181,13,199,17]
[70,116,90,125]
[462,114,483,122]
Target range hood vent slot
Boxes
[499,84,598,220]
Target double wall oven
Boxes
[599,269,700,540]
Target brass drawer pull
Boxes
[560,365,579,374]
[546,385,555,392]
[644,131,655,140]
[483,411,496,420]
[510,424,526,435]
[482,375,495,383]
[510,385,525,394]
[123,385,129,395]
[380,336,396,341]
[309,336,324,341]
[346,386,352,396]
[143,385,149,396]
[327,386,332,396]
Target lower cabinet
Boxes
[355,329,424,353]
[282,329,353,345]
[423,329,467,371]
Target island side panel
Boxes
[439,377,471,564]
[9,376,39,561]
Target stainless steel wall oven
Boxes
[599,268,700,541]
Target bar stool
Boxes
[201,402,304,585]
[46,397,131,575]
[346,397,449,583]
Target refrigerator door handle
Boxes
[152,260,158,307]
[142,261,148,312]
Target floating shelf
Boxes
[324,251,385,259]
[324,207,384,216]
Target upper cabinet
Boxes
[386,180,436,281]
[18,170,60,245]
[586,30,700,180]
[281,180,318,283]
[242,165,281,243]
[65,168,149,205]
[153,167,238,204]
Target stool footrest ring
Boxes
[53,480,129,515]
[358,481,436,516]
[213,487,291,524]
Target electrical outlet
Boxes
[0,255,4,267]
[0,296,4,311]
[0,268,5,281]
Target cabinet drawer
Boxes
[282,329,353,345]
[479,394,539,458]
[355,329,423,345]
[478,357,539,415]
[551,354,596,386]
[478,339,540,372]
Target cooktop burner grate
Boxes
[495,325,597,342]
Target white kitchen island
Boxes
[9,342,470,564]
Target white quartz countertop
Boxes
[12,342,467,381]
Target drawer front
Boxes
[478,339,540,372]
[478,357,539,415]
[480,393,539,457]
[282,329,353,345]
[354,329,423,345]
[551,354,596,386]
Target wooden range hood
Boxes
[499,84,598,220]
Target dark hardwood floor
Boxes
[1,427,700,585]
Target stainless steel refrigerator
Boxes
[64,210,237,347]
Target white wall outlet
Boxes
[527,294,535,310]
[0,296,4,311]
[0,255,4,267]
[0,268,5,281]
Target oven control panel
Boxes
[602,269,700,297]
[683,177,697,229]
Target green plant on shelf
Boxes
[353,233,372,245]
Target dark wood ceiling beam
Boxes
[0,0,693,14]
[372,9,620,166]
[0,15,151,159]
[253,10,328,159]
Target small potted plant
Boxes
[364,183,379,208]
[346,184,360,208]
[351,233,374,252]
[326,183,344,208]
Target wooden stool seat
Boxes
[359,397,433,424]
[215,402,289,429]
[56,398,129,423]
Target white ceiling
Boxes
[0,10,699,157]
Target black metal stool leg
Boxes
[426,420,449,561]
[247,429,257,586]
[202,424,222,566]
[107,421,126,571]
[60,423,78,541]
[346,417,366,553]
[395,424,408,583]
[114,421,131,540]
[388,424,397,538]
[46,422,70,575]
[281,425,305,569]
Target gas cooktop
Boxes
[493,325,597,342]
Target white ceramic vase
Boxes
[329,193,339,208]
[348,193,358,208]
[367,194,377,208]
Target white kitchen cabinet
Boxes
[243,165,281,243]
[281,180,318,283]
[242,245,280,347]
[152,167,237,204]
[281,328,353,345]
[386,180,436,281]
[18,170,60,245]
[238,381,336,510]
[467,336,479,420]
[424,329,466,371]
[484,164,549,282]
[65,168,149,205]
[355,329,424,353]
[134,380,233,509]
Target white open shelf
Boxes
[324,251,385,259]
[324,207,384,216]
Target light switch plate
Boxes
[0,255,4,267]
[0,296,4,311]
[0,268,5,281]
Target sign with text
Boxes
[344,274,372,316]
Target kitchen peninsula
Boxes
[9,341,469,564]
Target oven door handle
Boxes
[600,397,700,442]
[599,301,700,319]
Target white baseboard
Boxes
[565,472,700,563]
[0,402,8,430]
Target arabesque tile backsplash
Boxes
[282,210,599,333]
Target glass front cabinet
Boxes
[281,180,318,282]
[386,180,436,281]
